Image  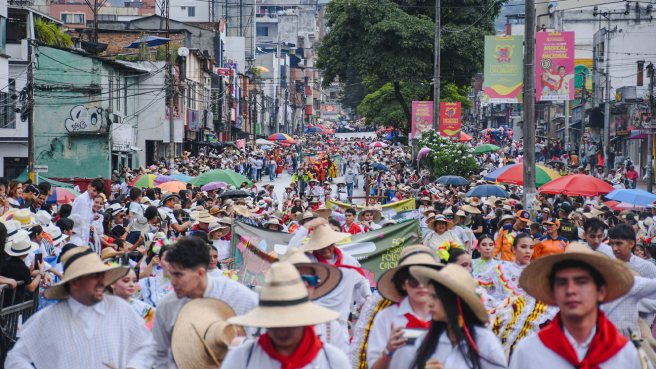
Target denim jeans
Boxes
[354,175,359,188]
[347,183,354,199]
[269,165,276,181]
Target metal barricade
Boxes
[0,281,39,366]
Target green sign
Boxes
[483,35,524,104]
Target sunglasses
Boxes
[301,275,321,288]
[406,276,420,288]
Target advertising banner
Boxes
[411,101,433,139]
[536,32,575,101]
[231,220,421,287]
[327,198,416,215]
[483,35,524,103]
[187,109,200,131]
[439,102,462,139]
[573,59,593,106]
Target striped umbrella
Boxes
[268,133,294,142]
[156,181,188,192]
[170,174,193,182]
[46,187,81,204]
[129,174,158,187]
[153,175,176,186]
[484,164,560,187]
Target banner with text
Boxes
[411,101,433,139]
[483,35,524,104]
[230,220,421,288]
[327,198,416,216]
[439,102,462,139]
[536,31,575,102]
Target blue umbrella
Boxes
[465,184,509,198]
[436,175,469,186]
[370,163,389,171]
[170,174,193,182]
[262,145,272,149]
[306,126,323,133]
[605,189,656,207]
[124,35,173,49]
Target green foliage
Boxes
[358,82,430,134]
[418,129,479,178]
[338,70,367,113]
[156,42,178,63]
[34,18,72,49]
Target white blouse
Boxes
[221,340,350,369]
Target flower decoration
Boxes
[506,232,515,246]
[437,240,465,262]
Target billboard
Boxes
[536,32,575,101]
[187,109,200,131]
[573,59,593,106]
[483,35,524,103]
[411,101,433,139]
[439,102,462,139]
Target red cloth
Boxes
[404,313,431,329]
[341,222,362,235]
[538,311,628,369]
[313,247,365,276]
[258,326,323,369]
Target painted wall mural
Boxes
[65,105,104,133]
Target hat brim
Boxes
[428,219,455,231]
[293,262,342,300]
[299,231,351,252]
[316,209,332,218]
[172,299,244,369]
[358,210,382,223]
[227,301,340,328]
[410,266,488,325]
[378,260,444,303]
[5,241,40,257]
[519,251,634,306]
[45,264,129,300]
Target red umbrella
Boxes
[539,174,615,197]
[458,132,473,142]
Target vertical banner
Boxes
[536,31,575,101]
[573,59,593,106]
[483,35,524,103]
[439,102,462,139]
[411,101,433,139]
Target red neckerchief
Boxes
[341,222,361,235]
[404,313,431,329]
[258,326,323,369]
[538,311,627,369]
[221,231,231,241]
[313,248,365,276]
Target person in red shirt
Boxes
[626,165,639,189]
[341,208,362,235]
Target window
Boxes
[109,70,113,111]
[0,17,6,54]
[97,15,117,21]
[256,26,269,36]
[637,60,645,87]
[124,77,128,115]
[188,7,195,17]
[0,79,16,129]
[61,13,85,24]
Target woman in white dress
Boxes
[472,234,499,280]
[109,268,156,329]
[138,243,173,307]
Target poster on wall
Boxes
[483,35,524,103]
[411,101,433,139]
[536,32,575,102]
[439,102,462,139]
[573,59,593,106]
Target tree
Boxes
[418,129,479,178]
[338,70,367,114]
[34,18,72,48]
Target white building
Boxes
[0,4,10,177]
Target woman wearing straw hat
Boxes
[366,246,443,369]
[510,242,642,369]
[424,215,464,255]
[264,217,284,232]
[6,246,156,369]
[222,262,350,368]
[408,264,508,369]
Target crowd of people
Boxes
[0,125,655,369]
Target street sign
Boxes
[582,132,591,141]
[34,165,48,173]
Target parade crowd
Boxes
[0,126,655,369]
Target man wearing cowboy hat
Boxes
[510,242,643,368]
[222,262,350,368]
[152,237,258,369]
[358,206,382,233]
[6,246,155,368]
[160,193,191,236]
[189,210,218,236]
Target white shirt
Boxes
[71,190,94,244]
[6,296,155,369]
[583,241,615,259]
[602,276,656,336]
[412,326,508,369]
[152,275,259,369]
[221,339,350,369]
[563,326,596,361]
[510,328,642,369]
[314,321,349,353]
[367,297,432,369]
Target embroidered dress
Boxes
[129,297,156,330]
[472,258,499,280]
[477,261,528,301]
[138,266,173,308]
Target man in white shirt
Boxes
[6,246,155,369]
[152,237,258,369]
[511,243,643,369]
[71,177,105,246]
[581,217,615,258]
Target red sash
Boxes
[314,248,365,276]
[404,313,431,329]
[258,326,323,369]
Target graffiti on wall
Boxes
[65,105,104,133]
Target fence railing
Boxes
[0,281,39,366]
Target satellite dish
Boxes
[178,47,190,57]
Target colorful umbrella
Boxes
[129,174,158,187]
[188,169,253,187]
[156,181,188,192]
[539,174,615,197]
[472,144,501,155]
[170,174,193,182]
[201,182,228,191]
[46,187,81,204]
[458,132,473,142]
[369,142,388,148]
[605,189,656,207]
[484,164,560,187]
[605,200,647,211]
[153,175,176,186]
[436,175,469,186]
[417,147,433,161]
[269,133,294,142]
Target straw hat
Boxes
[193,211,218,224]
[44,246,129,300]
[316,205,332,218]
[410,264,488,324]
[519,242,634,306]
[461,204,481,214]
[497,214,515,228]
[4,231,39,257]
[101,247,125,260]
[428,215,455,231]
[454,210,472,226]
[279,248,341,300]
[423,206,436,217]
[377,245,443,303]
[234,205,252,218]
[301,211,316,221]
[299,218,351,252]
[358,206,382,223]
[13,210,38,229]
[49,227,66,246]
[227,262,340,328]
[172,299,244,369]
[36,210,53,228]
[264,218,282,229]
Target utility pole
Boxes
[523,0,537,216]
[579,71,587,161]
[648,62,654,192]
[432,0,441,131]
[27,14,35,182]
[284,89,288,134]
[166,0,175,167]
[603,24,613,177]
[564,99,570,153]
[228,73,234,141]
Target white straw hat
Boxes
[299,218,351,252]
[279,248,341,300]
[4,231,39,257]
[377,245,443,303]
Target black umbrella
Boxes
[436,175,469,186]
[218,190,250,199]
